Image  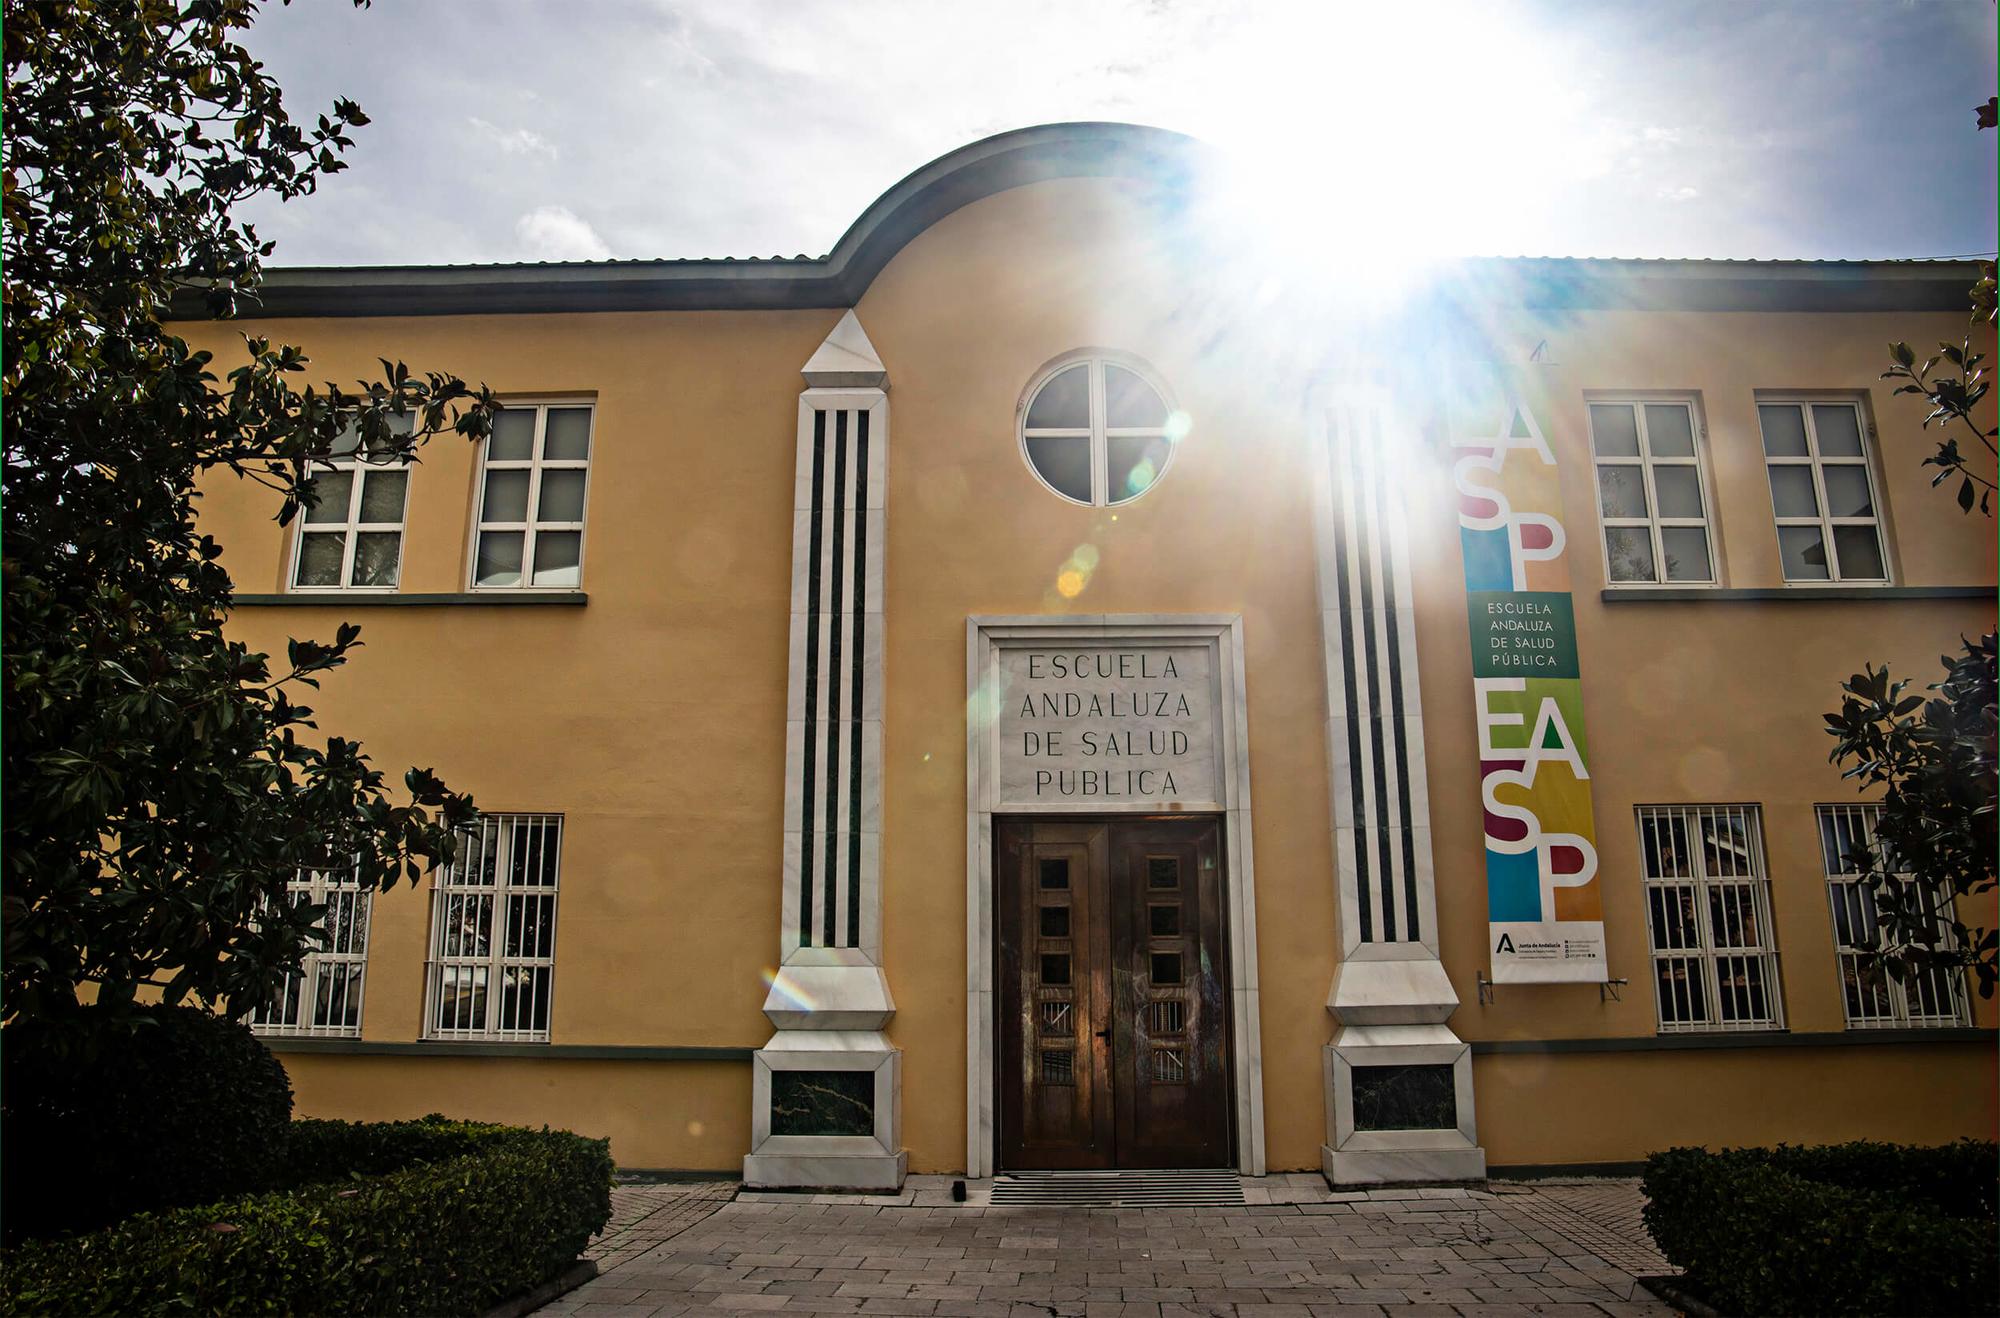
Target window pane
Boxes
[350,532,401,587]
[1812,405,1864,457]
[296,532,345,586]
[304,470,353,524]
[544,407,592,461]
[482,468,532,523]
[1107,435,1170,504]
[1767,465,1819,517]
[537,470,588,522]
[1660,526,1712,582]
[475,530,524,586]
[343,410,415,460]
[1758,405,1809,456]
[1597,466,1648,518]
[1604,526,1657,582]
[1589,404,1640,457]
[1644,405,1696,457]
[1103,365,1167,427]
[1777,525,1830,579]
[1821,466,1874,518]
[358,469,408,523]
[1026,435,1092,502]
[1653,466,1704,518]
[1025,364,1089,429]
[531,530,583,586]
[1832,525,1886,580]
[489,409,536,461]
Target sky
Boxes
[237,0,1999,269]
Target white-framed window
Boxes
[1757,399,1889,582]
[423,813,562,1042]
[1817,803,1970,1029]
[290,414,415,591]
[1586,398,1717,585]
[1636,804,1784,1033]
[470,402,593,589]
[249,857,372,1038]
[1017,354,1181,507]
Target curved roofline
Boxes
[169,121,1985,319]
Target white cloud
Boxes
[1658,185,1701,203]
[514,205,612,261]
[468,117,558,161]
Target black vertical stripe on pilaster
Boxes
[1373,411,1420,942]
[1353,427,1398,942]
[799,408,826,947]
[847,409,869,948]
[824,410,848,948]
[1330,417,1372,943]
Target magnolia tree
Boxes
[1826,636,1998,999]
[1823,97,2000,999]
[2,0,496,1039]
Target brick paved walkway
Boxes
[553,1176,1670,1316]
[587,1180,740,1273]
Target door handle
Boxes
[1095,1029,1110,1039]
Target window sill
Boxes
[264,1038,752,1060]
[235,591,587,607]
[1471,1027,1992,1054]
[1600,585,1989,603]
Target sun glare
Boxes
[1168,2,1604,304]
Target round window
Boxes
[1018,355,1180,506]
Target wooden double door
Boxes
[996,816,1234,1169]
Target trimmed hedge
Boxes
[0,1117,613,1317]
[1,1005,294,1240]
[1642,1140,1999,1317]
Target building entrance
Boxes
[995,815,1234,1169]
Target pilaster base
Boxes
[1321,1143,1488,1186]
[744,1150,909,1193]
[1320,1021,1486,1188]
[744,1028,906,1192]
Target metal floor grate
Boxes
[990,1168,1244,1207]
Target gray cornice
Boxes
[166,122,1986,320]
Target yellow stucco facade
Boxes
[187,125,1995,1179]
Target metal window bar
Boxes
[424,813,562,1042]
[1636,805,1784,1033]
[1816,804,1969,1029]
[249,859,372,1038]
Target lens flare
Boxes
[1052,541,1101,600]
[760,966,817,1014]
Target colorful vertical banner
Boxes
[1449,369,1607,984]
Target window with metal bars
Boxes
[1817,804,1969,1029]
[424,813,562,1042]
[1636,805,1784,1033]
[249,858,372,1037]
